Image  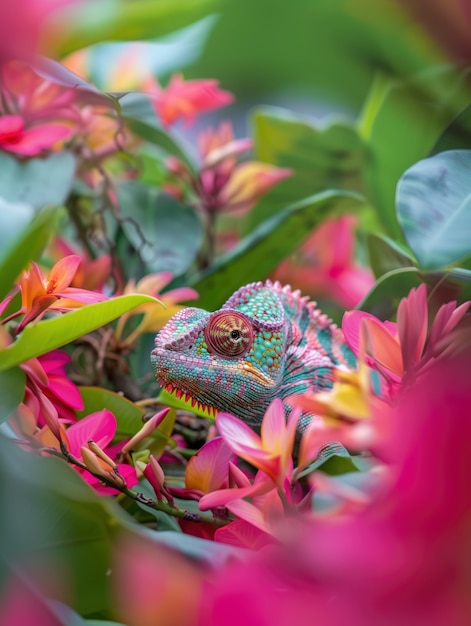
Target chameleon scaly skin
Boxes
[151,280,356,430]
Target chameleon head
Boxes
[151,284,288,425]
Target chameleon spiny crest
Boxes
[151,280,356,429]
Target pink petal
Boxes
[342,310,398,358]
[397,284,428,371]
[226,499,272,534]
[38,349,70,371]
[261,398,288,453]
[214,519,275,550]
[216,412,263,453]
[66,409,116,457]
[46,373,84,410]
[48,255,81,292]
[185,437,235,492]
[362,317,403,378]
[2,123,73,156]
[162,286,199,304]
[199,478,273,511]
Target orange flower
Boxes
[17,255,107,331]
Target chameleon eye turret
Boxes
[204,310,254,358]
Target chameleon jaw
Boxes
[158,378,218,418]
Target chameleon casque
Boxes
[151,280,356,431]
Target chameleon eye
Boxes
[204,311,254,359]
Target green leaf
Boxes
[357,267,422,317]
[0,438,117,616]
[397,150,471,269]
[117,183,203,275]
[190,190,365,310]
[0,295,157,372]
[0,151,76,209]
[0,205,63,301]
[55,0,220,56]
[119,92,195,170]
[78,387,145,438]
[360,68,470,238]
[298,442,360,478]
[366,232,416,278]
[250,107,366,227]
[0,367,26,424]
[191,0,441,109]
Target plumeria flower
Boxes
[17,255,107,331]
[272,215,374,308]
[214,398,299,488]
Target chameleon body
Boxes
[151,280,356,430]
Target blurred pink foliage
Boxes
[0,0,75,62]
[272,214,375,308]
[114,347,471,626]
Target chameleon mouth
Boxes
[158,379,218,418]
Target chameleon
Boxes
[151,280,356,431]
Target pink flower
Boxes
[185,437,236,494]
[144,73,234,127]
[342,284,470,387]
[272,215,374,308]
[0,113,72,156]
[65,409,138,494]
[11,350,83,444]
[165,121,291,219]
[214,399,299,487]
[198,122,291,216]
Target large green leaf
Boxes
[55,0,220,56]
[0,205,63,302]
[0,152,76,209]
[0,295,157,372]
[190,190,365,310]
[250,107,366,227]
[117,183,203,276]
[191,0,442,109]
[0,437,117,616]
[397,150,471,269]
[78,387,145,438]
[366,232,416,278]
[359,68,471,238]
[119,92,195,170]
[0,367,26,425]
